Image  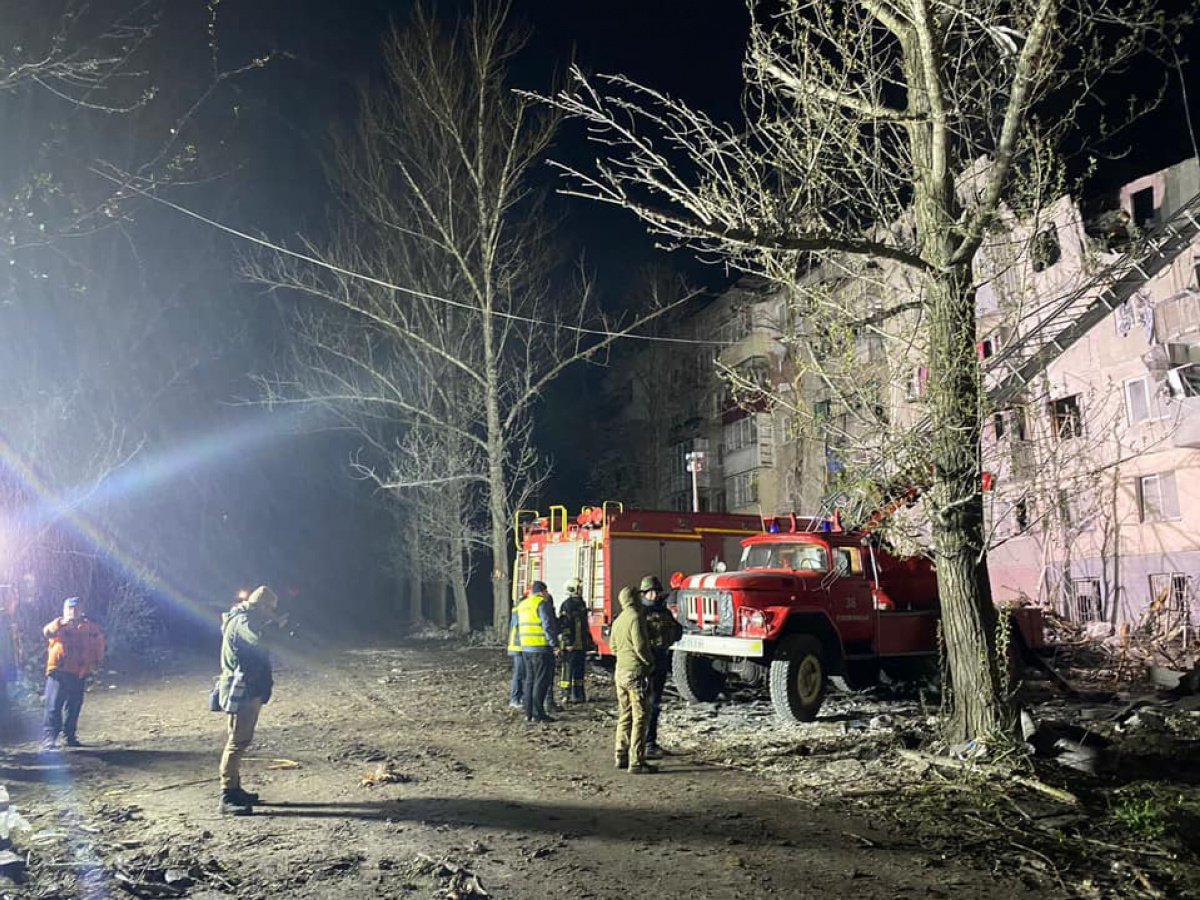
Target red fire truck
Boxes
[511,503,763,654]
[670,512,1046,722]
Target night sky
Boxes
[4,0,1199,632]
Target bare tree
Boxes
[536,0,1180,740]
[0,0,271,622]
[250,1,685,634]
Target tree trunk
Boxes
[452,532,471,634]
[407,519,423,628]
[429,579,447,628]
[483,319,512,636]
[925,266,1010,743]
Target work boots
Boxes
[219,789,253,816]
[614,753,628,770]
[628,763,658,775]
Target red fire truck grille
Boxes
[677,590,734,635]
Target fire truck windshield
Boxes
[740,542,828,572]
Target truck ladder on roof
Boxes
[985,191,1200,408]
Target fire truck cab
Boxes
[511,503,762,654]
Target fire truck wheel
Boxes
[671,650,726,703]
[769,635,827,723]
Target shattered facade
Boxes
[597,157,1200,636]
[984,157,1200,636]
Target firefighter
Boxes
[517,581,559,723]
[217,585,283,815]
[557,578,593,703]
[640,575,683,759]
[610,584,655,774]
[41,596,105,750]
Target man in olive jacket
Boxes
[218,585,281,815]
[610,585,655,773]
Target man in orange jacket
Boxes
[42,597,105,750]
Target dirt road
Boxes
[1,639,1047,899]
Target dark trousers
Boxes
[44,671,86,741]
[509,655,524,704]
[646,654,670,745]
[521,653,553,721]
[561,649,587,702]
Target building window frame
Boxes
[1124,376,1155,425]
[1137,472,1181,522]
[1068,577,1104,622]
[723,415,758,454]
[725,470,758,509]
[1049,394,1083,441]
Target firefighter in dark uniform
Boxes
[640,575,683,759]
[557,578,594,703]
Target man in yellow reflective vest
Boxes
[507,603,525,710]
[517,581,559,723]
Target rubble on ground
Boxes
[656,638,1200,900]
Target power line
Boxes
[92,169,736,348]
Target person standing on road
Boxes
[507,600,525,710]
[641,575,684,759]
[218,585,282,816]
[517,581,559,723]
[610,585,655,774]
[557,578,594,704]
[41,596,105,750]
[0,585,22,725]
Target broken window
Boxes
[1015,498,1030,534]
[1149,572,1188,607]
[1050,394,1083,440]
[1147,573,1192,637]
[1167,364,1200,398]
[1137,472,1181,522]
[1031,224,1061,272]
[1131,186,1156,229]
[1069,578,1104,622]
[1125,377,1152,424]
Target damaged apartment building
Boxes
[597,156,1200,636]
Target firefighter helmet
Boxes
[565,578,582,595]
[639,575,663,594]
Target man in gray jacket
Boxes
[218,585,282,815]
[609,585,655,774]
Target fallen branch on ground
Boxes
[896,749,1079,805]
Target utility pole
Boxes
[685,450,706,513]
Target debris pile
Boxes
[360,760,413,788]
[658,647,1200,899]
[404,853,489,899]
